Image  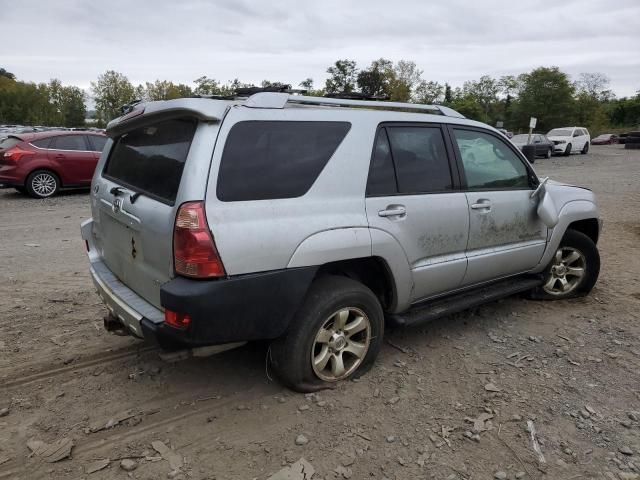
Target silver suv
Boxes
[81,93,601,392]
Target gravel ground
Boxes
[0,145,639,480]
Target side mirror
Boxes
[537,190,559,228]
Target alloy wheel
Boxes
[542,247,586,296]
[31,173,57,197]
[311,307,371,382]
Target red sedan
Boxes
[0,130,107,198]
[591,134,618,145]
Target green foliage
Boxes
[325,59,358,94]
[1,64,637,134]
[0,75,85,127]
[511,67,576,132]
[91,70,135,125]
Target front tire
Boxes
[26,170,60,198]
[531,229,600,300]
[546,148,552,159]
[269,275,384,392]
[564,143,572,156]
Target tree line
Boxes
[1,61,639,134]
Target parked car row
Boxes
[0,130,107,198]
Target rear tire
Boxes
[530,229,600,300]
[581,142,589,154]
[269,275,384,392]
[564,143,572,156]
[26,170,59,199]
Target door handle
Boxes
[54,154,65,159]
[470,200,492,211]
[378,205,406,218]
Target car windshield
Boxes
[511,134,529,142]
[594,134,610,140]
[548,129,572,136]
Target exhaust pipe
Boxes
[103,313,130,336]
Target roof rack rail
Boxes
[191,94,237,100]
[324,92,390,101]
[244,92,465,118]
[235,85,308,96]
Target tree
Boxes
[0,68,15,80]
[390,60,423,102]
[194,76,222,96]
[91,70,135,125]
[59,86,86,127]
[414,80,444,104]
[444,83,453,104]
[144,80,192,101]
[299,78,314,90]
[577,72,613,101]
[356,58,394,98]
[512,67,575,132]
[462,75,500,123]
[325,59,358,94]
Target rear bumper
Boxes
[82,219,317,348]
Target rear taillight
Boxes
[2,147,34,162]
[164,309,191,329]
[173,201,225,278]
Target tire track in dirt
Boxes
[0,382,278,479]
[0,344,157,389]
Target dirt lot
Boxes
[0,145,639,480]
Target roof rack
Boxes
[244,92,465,118]
[324,92,390,101]
[235,85,308,96]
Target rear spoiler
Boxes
[106,99,229,138]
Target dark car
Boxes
[591,134,618,145]
[510,133,554,158]
[0,130,107,198]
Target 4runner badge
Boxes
[112,198,122,214]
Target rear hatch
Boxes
[90,105,223,309]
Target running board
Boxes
[387,276,543,328]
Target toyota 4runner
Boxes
[81,93,601,392]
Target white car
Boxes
[547,127,591,156]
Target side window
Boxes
[217,121,351,201]
[366,129,397,196]
[31,138,52,149]
[573,129,581,137]
[385,126,452,194]
[453,129,530,190]
[51,135,87,151]
[87,135,107,152]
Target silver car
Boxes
[82,93,601,391]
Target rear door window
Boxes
[87,135,107,152]
[217,121,351,201]
[31,138,52,149]
[103,117,197,205]
[51,135,88,151]
[385,126,453,193]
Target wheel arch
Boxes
[25,166,63,187]
[313,256,397,313]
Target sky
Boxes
[1,0,639,102]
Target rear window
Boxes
[217,121,351,201]
[104,118,197,205]
[0,137,21,150]
[51,135,87,151]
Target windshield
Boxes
[511,134,529,142]
[548,129,572,137]
[594,134,610,139]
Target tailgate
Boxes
[90,117,200,309]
